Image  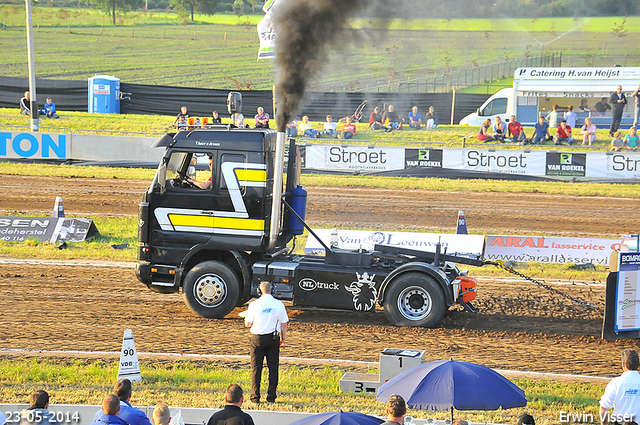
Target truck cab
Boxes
[459,88,514,127]
[136,128,481,327]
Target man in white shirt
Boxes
[600,349,640,425]
[244,281,289,404]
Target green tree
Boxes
[91,0,142,24]
[171,0,220,21]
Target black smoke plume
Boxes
[272,0,387,131]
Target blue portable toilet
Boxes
[88,75,120,114]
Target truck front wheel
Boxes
[383,272,446,327]
[182,261,240,319]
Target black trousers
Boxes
[611,109,624,135]
[249,333,280,403]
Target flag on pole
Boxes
[257,0,277,60]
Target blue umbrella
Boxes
[288,411,384,425]
[377,359,526,419]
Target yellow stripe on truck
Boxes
[168,214,265,231]
[235,169,266,182]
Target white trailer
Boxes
[460,67,640,128]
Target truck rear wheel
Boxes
[182,261,240,319]
[383,272,446,327]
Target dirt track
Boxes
[0,175,638,378]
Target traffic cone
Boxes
[456,210,468,234]
[117,329,142,382]
[53,196,65,218]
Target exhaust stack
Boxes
[268,131,286,250]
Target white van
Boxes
[460,67,640,128]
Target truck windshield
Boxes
[166,152,188,178]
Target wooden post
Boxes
[224,32,227,42]
[450,90,456,125]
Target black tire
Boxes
[383,272,446,327]
[182,261,240,319]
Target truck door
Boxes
[153,151,219,246]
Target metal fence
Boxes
[363,52,562,93]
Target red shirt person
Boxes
[507,115,526,143]
[553,120,575,145]
[341,117,356,139]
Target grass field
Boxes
[0,357,606,425]
[0,7,638,91]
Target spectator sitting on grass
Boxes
[254,107,270,129]
[20,91,30,115]
[477,118,496,142]
[532,115,551,145]
[286,119,298,137]
[581,117,597,146]
[38,98,59,118]
[369,106,388,131]
[382,104,402,130]
[624,126,639,151]
[507,115,526,144]
[425,106,438,129]
[298,115,319,138]
[492,116,506,142]
[339,116,356,139]
[408,106,422,129]
[611,131,625,152]
[322,115,337,137]
[553,120,575,146]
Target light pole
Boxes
[25,0,38,132]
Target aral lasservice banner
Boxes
[485,235,621,266]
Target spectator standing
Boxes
[151,404,170,425]
[532,115,551,145]
[381,394,406,425]
[90,395,127,425]
[516,413,535,425]
[340,116,356,139]
[369,107,387,131]
[564,105,577,129]
[297,116,319,138]
[493,116,506,141]
[425,106,438,129]
[633,83,640,128]
[546,104,560,128]
[624,127,639,152]
[211,111,222,125]
[244,281,289,404]
[609,85,627,137]
[254,107,270,129]
[611,131,625,152]
[408,106,422,129]
[206,384,255,425]
[477,118,496,142]
[581,117,597,146]
[507,115,526,144]
[173,106,189,127]
[595,97,612,115]
[322,115,337,137]
[600,349,640,425]
[20,91,31,115]
[39,98,58,118]
[382,104,402,130]
[20,390,61,425]
[554,120,575,146]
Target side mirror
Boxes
[158,162,167,193]
[477,108,482,116]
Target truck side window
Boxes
[219,153,248,195]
